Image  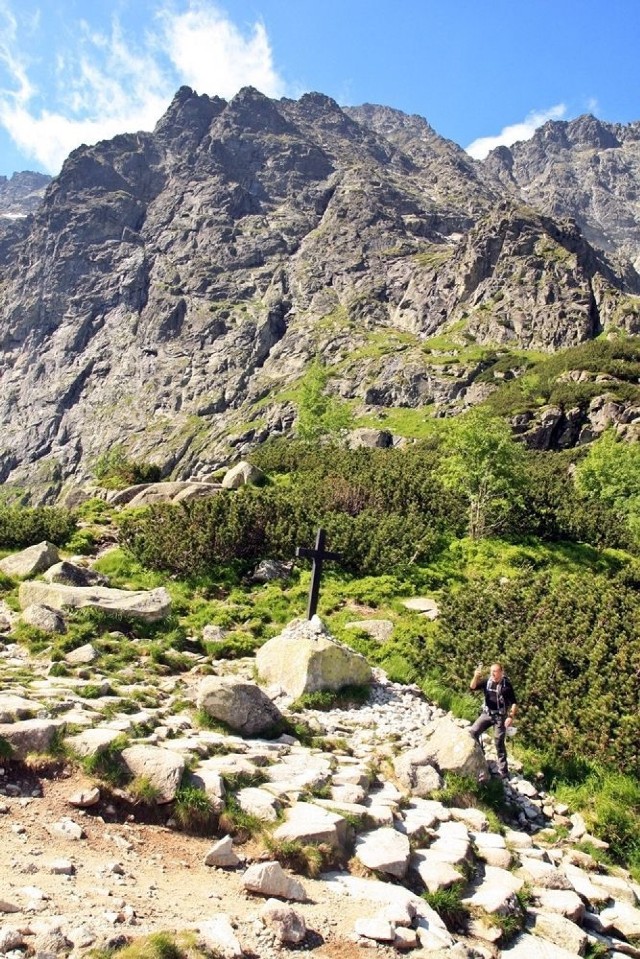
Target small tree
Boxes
[296,357,353,442]
[574,429,640,546]
[438,409,526,539]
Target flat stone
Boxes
[599,902,640,937]
[0,694,43,723]
[330,783,366,804]
[355,827,411,879]
[532,889,585,923]
[64,727,123,758]
[401,597,440,619]
[517,857,569,887]
[64,643,98,665]
[412,853,464,893]
[345,619,394,643]
[463,865,524,914]
[19,580,171,622]
[0,719,62,759]
[355,917,396,941]
[590,873,639,905]
[502,932,584,959]
[473,831,512,868]
[236,787,281,822]
[272,802,349,850]
[505,828,535,849]
[451,806,489,831]
[197,915,244,958]
[527,908,589,954]
[563,863,610,904]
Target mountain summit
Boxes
[0,89,639,500]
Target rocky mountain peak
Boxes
[0,87,639,500]
[153,85,226,147]
[564,113,621,149]
[484,115,640,270]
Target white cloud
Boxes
[465,104,568,160]
[160,2,286,99]
[0,1,287,173]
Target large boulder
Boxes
[255,616,372,699]
[18,581,171,623]
[0,542,60,578]
[197,676,283,737]
[221,461,265,489]
[395,717,487,788]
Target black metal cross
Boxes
[296,527,342,620]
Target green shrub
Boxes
[204,631,262,660]
[430,568,640,777]
[263,836,337,877]
[12,622,53,654]
[0,504,77,548]
[81,735,129,786]
[421,883,469,931]
[172,785,216,835]
[128,776,163,805]
[94,446,161,490]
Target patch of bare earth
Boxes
[0,764,398,958]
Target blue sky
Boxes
[0,0,638,178]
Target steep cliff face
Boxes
[484,115,640,272]
[0,90,638,499]
[0,171,51,218]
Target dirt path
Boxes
[1,763,399,958]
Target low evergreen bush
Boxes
[0,504,77,548]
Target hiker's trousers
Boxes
[469,711,508,778]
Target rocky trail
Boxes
[1,545,640,959]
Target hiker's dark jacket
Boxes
[477,676,517,716]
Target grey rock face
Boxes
[485,114,640,271]
[0,91,638,500]
[0,171,50,218]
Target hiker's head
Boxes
[490,663,504,682]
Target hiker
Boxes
[469,662,517,780]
